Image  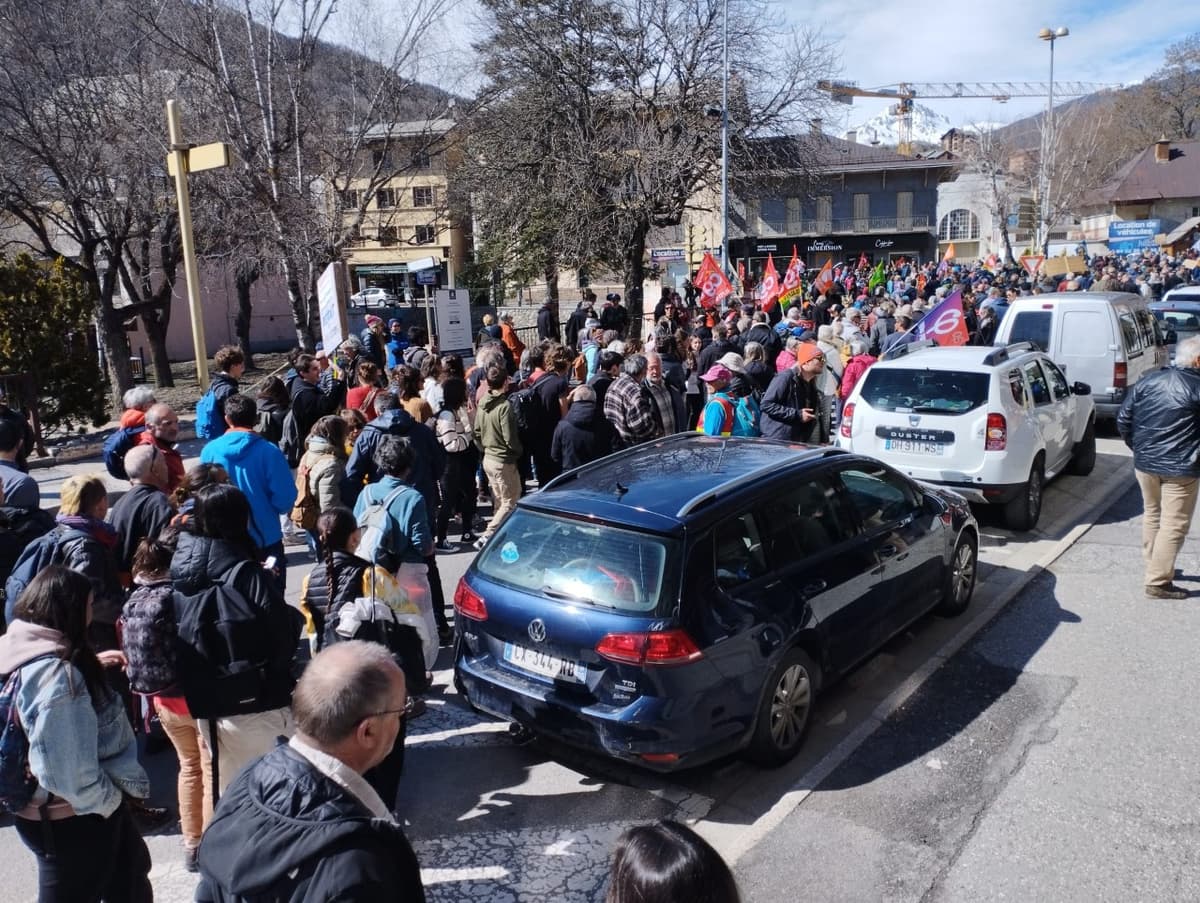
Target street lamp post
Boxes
[1037,26,1069,255]
[720,0,730,280]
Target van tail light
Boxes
[840,402,855,438]
[985,413,1007,451]
[453,579,488,621]
[1113,361,1128,389]
[595,629,703,666]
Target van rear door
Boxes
[1059,308,1115,400]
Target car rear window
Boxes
[474,510,676,613]
[859,368,991,414]
[1007,311,1052,352]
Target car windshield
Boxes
[475,510,676,614]
[859,368,991,414]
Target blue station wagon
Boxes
[453,434,978,771]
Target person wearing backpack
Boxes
[0,566,153,901]
[121,528,213,873]
[171,483,303,797]
[253,376,290,445]
[346,361,384,419]
[199,394,297,591]
[295,416,350,549]
[697,366,737,436]
[433,378,478,549]
[298,508,434,808]
[195,345,246,441]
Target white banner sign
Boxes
[435,288,474,358]
[316,262,347,351]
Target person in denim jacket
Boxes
[0,565,152,901]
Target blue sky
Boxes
[813,0,1200,129]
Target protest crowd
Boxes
[0,243,1194,901]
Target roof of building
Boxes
[750,134,959,176]
[359,118,457,141]
[1087,140,1200,205]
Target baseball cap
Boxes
[699,364,732,383]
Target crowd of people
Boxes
[0,244,1197,901]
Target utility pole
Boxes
[166,99,230,390]
[719,0,730,277]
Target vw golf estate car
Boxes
[453,434,978,772]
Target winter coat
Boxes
[209,372,240,426]
[1117,366,1200,477]
[195,742,425,903]
[552,399,603,471]
[352,476,433,566]
[170,531,301,713]
[298,550,368,644]
[435,407,473,455]
[474,390,522,463]
[107,482,175,578]
[760,368,822,443]
[537,303,560,342]
[360,327,386,371]
[289,377,347,448]
[255,399,288,445]
[840,353,878,400]
[343,409,445,514]
[199,429,297,549]
[300,437,347,514]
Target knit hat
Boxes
[364,314,384,327]
[793,343,824,366]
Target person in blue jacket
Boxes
[199,394,297,589]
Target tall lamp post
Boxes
[720,0,730,279]
[1037,26,1069,255]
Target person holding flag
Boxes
[694,252,734,310]
[936,243,956,278]
[754,253,782,313]
[912,289,971,347]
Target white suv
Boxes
[837,341,1096,530]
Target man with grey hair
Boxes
[1117,334,1200,599]
[603,353,658,448]
[195,642,425,901]
[107,444,174,581]
[120,385,157,428]
[642,351,684,438]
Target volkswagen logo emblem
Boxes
[527,619,548,643]
[908,414,921,427]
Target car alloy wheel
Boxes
[769,662,812,751]
[938,532,978,617]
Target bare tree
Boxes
[964,127,1019,264]
[0,0,196,408]
[145,0,460,350]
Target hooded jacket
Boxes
[551,398,602,471]
[1117,365,1200,477]
[343,408,446,513]
[474,390,522,463]
[300,436,347,514]
[209,372,240,428]
[195,742,425,903]
[290,375,347,445]
[199,428,297,549]
[170,531,301,713]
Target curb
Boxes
[28,424,198,470]
[722,459,1136,865]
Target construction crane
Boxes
[816,80,1118,155]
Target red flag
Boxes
[913,289,970,347]
[755,253,781,310]
[778,247,804,310]
[857,252,868,271]
[812,258,834,294]
[694,252,733,310]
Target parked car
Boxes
[1150,297,1200,343]
[837,341,1095,531]
[453,434,979,772]
[993,292,1168,421]
[350,286,400,307]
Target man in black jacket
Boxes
[1117,334,1200,599]
[196,641,425,902]
[536,298,560,342]
[291,353,347,443]
[107,444,174,581]
[760,343,825,443]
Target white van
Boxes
[993,292,1168,420]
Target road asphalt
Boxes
[4,432,1179,902]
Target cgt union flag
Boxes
[694,252,733,309]
[914,289,970,347]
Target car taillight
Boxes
[453,578,487,621]
[595,629,703,666]
[840,402,855,438]
[1114,361,1128,389]
[985,413,1007,451]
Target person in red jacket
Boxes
[840,340,877,407]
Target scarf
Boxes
[55,514,119,549]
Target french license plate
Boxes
[885,438,944,455]
[503,642,585,683]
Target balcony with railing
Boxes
[755,215,931,237]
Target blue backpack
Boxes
[102,426,145,480]
[195,389,224,440]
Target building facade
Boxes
[339,119,471,300]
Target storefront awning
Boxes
[352,263,409,275]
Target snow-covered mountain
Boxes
[841,102,954,147]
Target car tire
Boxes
[747,648,819,767]
[1004,457,1044,531]
[1067,419,1096,476]
[937,531,977,616]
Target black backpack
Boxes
[173,561,297,720]
[507,374,551,436]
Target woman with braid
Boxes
[296,507,432,807]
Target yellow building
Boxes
[341,118,471,300]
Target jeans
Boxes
[15,803,152,903]
[482,457,521,539]
[154,700,213,848]
[1135,470,1200,585]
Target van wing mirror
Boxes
[1072,381,1091,396]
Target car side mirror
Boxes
[1072,381,1091,396]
